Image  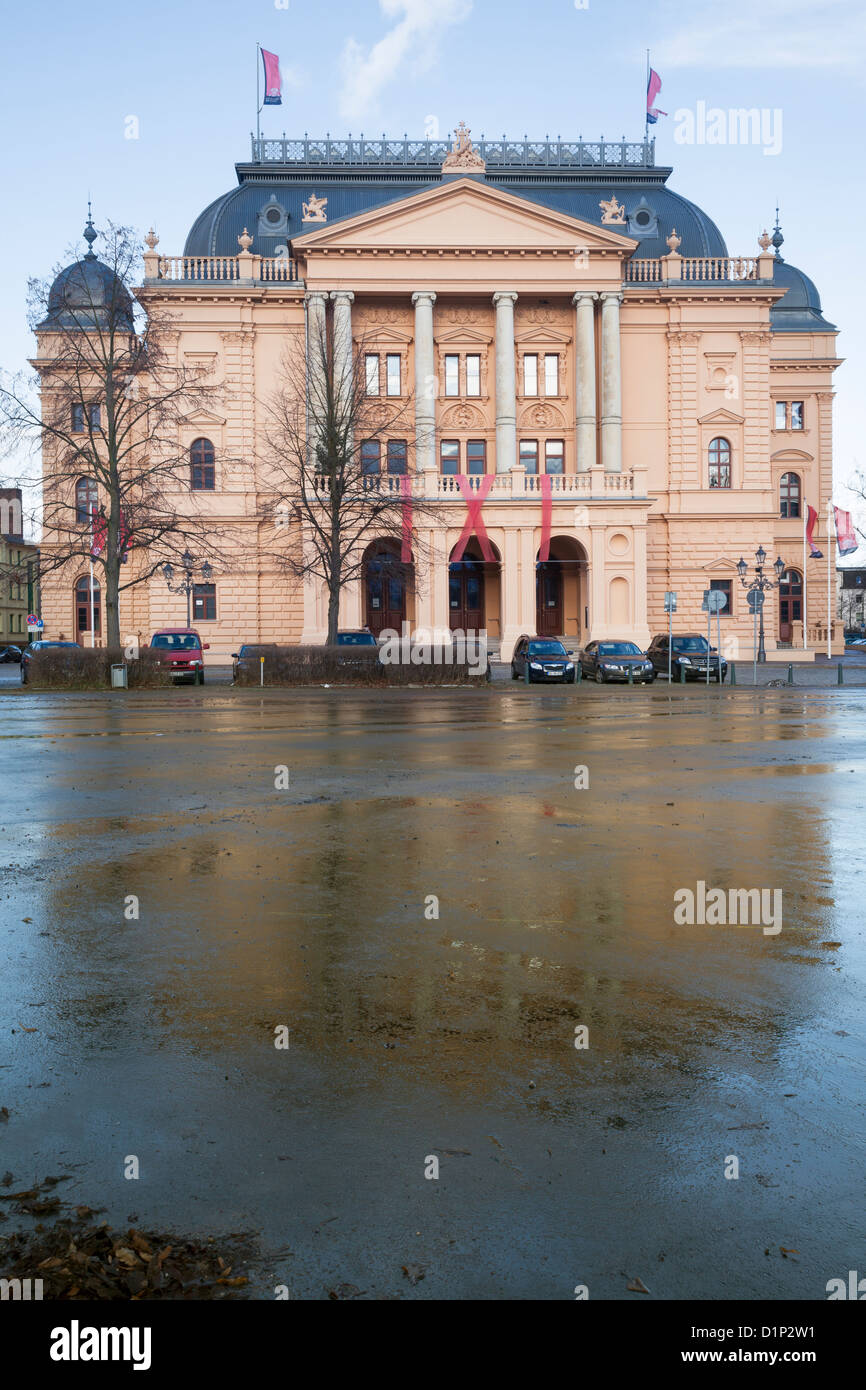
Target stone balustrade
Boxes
[310,468,640,500]
[625,255,768,284]
[150,254,299,283]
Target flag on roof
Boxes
[647,69,667,124]
[261,49,282,106]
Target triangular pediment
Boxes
[517,326,573,345]
[291,178,638,256]
[181,408,226,426]
[697,406,744,426]
[435,327,494,345]
[703,556,740,573]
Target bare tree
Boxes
[262,309,441,644]
[0,219,229,647]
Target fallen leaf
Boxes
[627,1276,650,1294]
[402,1263,426,1285]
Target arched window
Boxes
[780,471,801,519]
[75,477,98,524]
[190,438,215,490]
[708,438,731,488]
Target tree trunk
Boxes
[327,582,340,645]
[104,551,121,648]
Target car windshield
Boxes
[598,642,641,656]
[672,637,710,653]
[337,633,376,646]
[152,634,199,650]
[528,641,566,656]
[239,645,271,657]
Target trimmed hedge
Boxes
[233,644,489,687]
[21,647,174,690]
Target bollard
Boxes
[680,664,686,684]
[524,660,530,686]
[575,661,582,684]
[837,662,844,685]
[787,663,793,686]
[628,665,634,685]
[729,663,736,686]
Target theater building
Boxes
[37,129,842,660]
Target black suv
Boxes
[647,633,727,682]
[511,636,576,683]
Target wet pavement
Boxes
[1,684,865,1299]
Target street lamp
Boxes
[737,546,785,664]
[163,552,212,627]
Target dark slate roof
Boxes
[768,257,836,333]
[42,217,134,331]
[184,156,727,261]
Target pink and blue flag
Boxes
[806,505,823,558]
[261,49,282,106]
[834,506,858,555]
[647,69,667,124]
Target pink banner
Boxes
[646,68,667,123]
[452,475,496,563]
[805,504,823,558]
[834,506,858,556]
[538,474,553,562]
[399,475,413,563]
[261,49,282,105]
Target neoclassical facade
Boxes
[38,131,841,661]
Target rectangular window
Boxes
[360,440,381,475]
[444,355,460,397]
[386,439,407,475]
[71,403,85,433]
[544,355,559,397]
[466,355,481,397]
[709,579,733,617]
[365,355,379,396]
[523,355,538,396]
[466,440,486,476]
[775,401,787,430]
[519,440,538,475]
[192,583,216,621]
[790,400,804,430]
[440,440,459,475]
[545,440,565,475]
[89,403,101,429]
[386,354,401,396]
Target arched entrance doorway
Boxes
[779,569,802,644]
[75,575,101,644]
[536,537,586,638]
[363,538,413,637]
[449,537,501,635]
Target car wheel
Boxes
[645,673,655,684]
[567,672,576,684]
[197,669,205,685]
[595,669,605,684]
[511,664,519,680]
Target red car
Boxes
[149,628,209,683]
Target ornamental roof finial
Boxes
[83,201,97,258]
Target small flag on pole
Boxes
[806,504,823,558]
[647,68,667,124]
[834,505,858,555]
[261,49,282,106]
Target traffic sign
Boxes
[663,591,677,613]
[26,615,43,629]
[703,590,727,613]
[747,590,765,612]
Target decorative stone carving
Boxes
[302,194,328,223]
[520,304,568,325]
[237,228,253,252]
[361,306,404,325]
[758,229,772,252]
[665,228,682,254]
[599,195,627,225]
[144,228,159,250]
[524,403,564,428]
[446,306,479,325]
[442,121,486,173]
[442,403,484,429]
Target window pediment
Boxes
[697,406,744,426]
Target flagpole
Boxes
[89,508,96,649]
[256,43,261,148]
[827,500,833,660]
[802,505,807,650]
[646,50,650,141]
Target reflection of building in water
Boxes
[35,131,841,660]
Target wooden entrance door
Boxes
[449,560,484,632]
[536,563,562,636]
[365,547,406,636]
[778,569,802,644]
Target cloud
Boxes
[656,0,866,70]
[338,0,472,124]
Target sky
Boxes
[1,0,864,539]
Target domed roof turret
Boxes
[41,213,135,331]
[768,216,835,334]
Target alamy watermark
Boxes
[674,880,782,936]
[378,624,488,676]
[674,103,782,157]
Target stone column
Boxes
[493,292,518,473]
[573,292,597,472]
[304,291,329,461]
[330,290,354,400]
[600,291,623,473]
[412,292,437,472]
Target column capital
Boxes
[304,290,329,306]
[411,291,437,307]
[493,291,518,306]
[600,290,624,306]
[572,291,598,306]
[329,290,354,304]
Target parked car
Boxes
[647,633,728,682]
[335,628,382,671]
[148,629,209,684]
[20,640,81,683]
[511,635,576,683]
[580,640,655,684]
[231,643,278,681]
[0,644,23,664]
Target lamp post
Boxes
[162,551,212,627]
[737,546,784,665]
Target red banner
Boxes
[805,504,823,558]
[538,474,553,562]
[452,475,496,563]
